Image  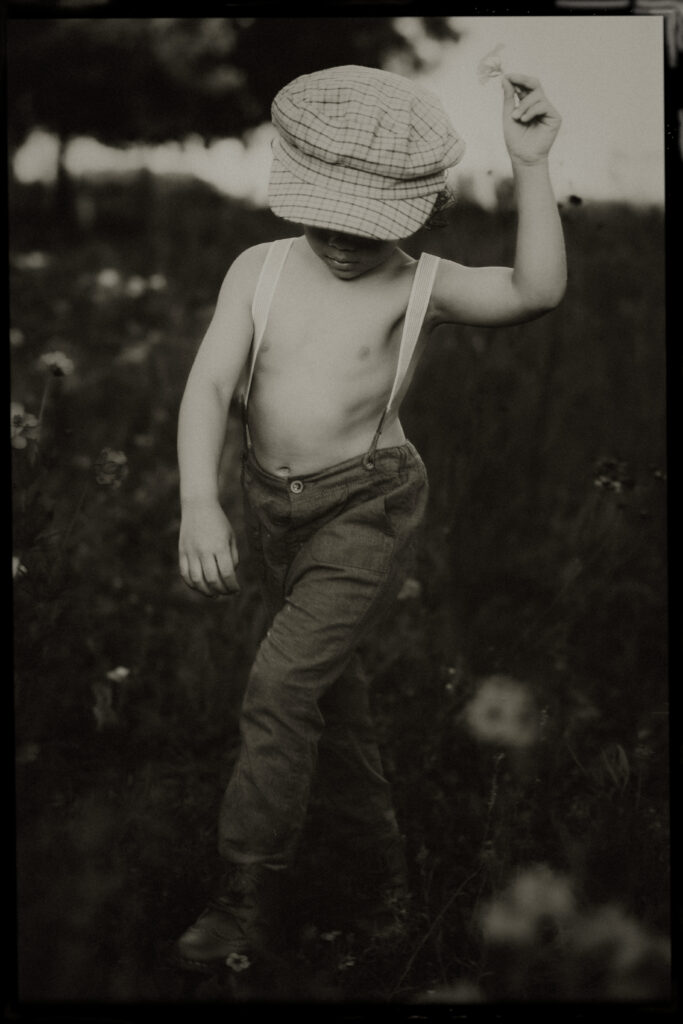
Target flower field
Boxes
[11,174,669,1006]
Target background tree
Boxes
[7,16,460,226]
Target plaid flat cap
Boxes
[268,65,465,240]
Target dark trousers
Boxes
[218,441,428,869]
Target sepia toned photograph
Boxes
[9,3,675,1011]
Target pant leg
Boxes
[219,446,428,869]
[313,651,400,847]
[217,541,406,869]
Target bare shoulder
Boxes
[225,241,271,287]
[205,242,275,334]
[215,239,291,311]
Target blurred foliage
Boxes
[10,176,669,1004]
[6,17,459,150]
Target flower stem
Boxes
[48,479,90,583]
[61,480,90,549]
[36,375,55,441]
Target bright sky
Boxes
[415,15,666,206]
[13,15,666,207]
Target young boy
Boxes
[175,64,565,970]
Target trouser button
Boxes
[289,479,304,494]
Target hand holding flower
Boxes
[501,73,562,166]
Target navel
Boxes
[358,345,371,360]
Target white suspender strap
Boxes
[242,237,295,406]
[385,252,440,416]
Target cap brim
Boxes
[268,145,437,241]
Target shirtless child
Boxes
[175,64,565,970]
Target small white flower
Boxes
[480,865,575,945]
[124,276,147,298]
[225,952,251,972]
[12,556,28,579]
[463,674,540,749]
[96,268,122,289]
[480,897,537,944]
[568,903,670,981]
[478,43,506,83]
[11,402,39,449]
[13,252,49,271]
[39,350,75,377]
[147,273,167,291]
[512,865,575,920]
[106,666,130,684]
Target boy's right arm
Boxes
[177,244,267,597]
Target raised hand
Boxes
[502,73,561,165]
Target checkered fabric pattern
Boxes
[268,65,465,240]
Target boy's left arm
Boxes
[429,73,567,329]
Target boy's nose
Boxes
[328,233,356,251]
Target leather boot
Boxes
[175,864,283,971]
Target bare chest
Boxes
[256,270,410,380]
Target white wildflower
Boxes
[480,864,575,945]
[225,952,251,972]
[568,903,670,977]
[463,674,540,749]
[13,252,49,271]
[39,350,75,377]
[11,402,39,450]
[12,555,28,579]
[478,44,506,84]
[106,666,131,684]
[96,268,122,289]
[124,276,147,298]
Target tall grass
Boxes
[11,175,669,1004]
